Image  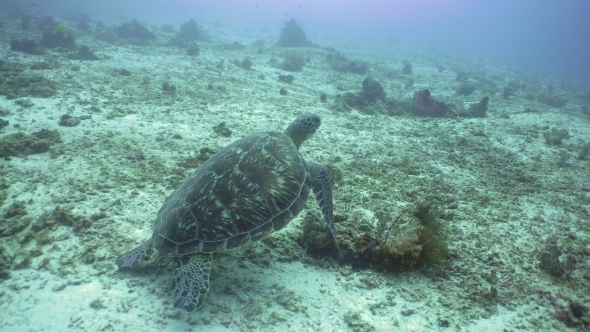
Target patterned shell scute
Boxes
[152,131,310,256]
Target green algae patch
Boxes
[0,61,58,99]
[0,129,61,158]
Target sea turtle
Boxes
[116,113,337,311]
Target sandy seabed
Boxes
[0,16,589,332]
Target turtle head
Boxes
[285,113,320,149]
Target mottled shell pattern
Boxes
[151,117,318,257]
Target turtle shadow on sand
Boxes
[116,114,338,311]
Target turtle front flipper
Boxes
[170,253,212,312]
[116,240,152,268]
[309,162,338,247]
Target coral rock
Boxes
[413,89,453,117]
[277,18,308,47]
[361,77,386,103]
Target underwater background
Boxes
[0,0,589,331]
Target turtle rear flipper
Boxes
[309,162,338,247]
[116,240,151,268]
[170,253,212,312]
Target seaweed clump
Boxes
[333,77,396,115]
[458,96,489,118]
[0,61,58,99]
[543,128,570,145]
[213,122,233,137]
[58,114,81,127]
[168,19,208,48]
[538,238,577,279]
[52,206,92,232]
[41,30,75,49]
[325,52,368,74]
[370,202,449,271]
[329,201,449,272]
[555,301,590,329]
[413,89,454,117]
[35,16,58,32]
[277,19,308,47]
[0,202,30,238]
[278,74,294,83]
[56,23,67,33]
[361,77,386,103]
[0,129,61,158]
[180,19,203,40]
[70,45,100,60]
[10,38,43,55]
